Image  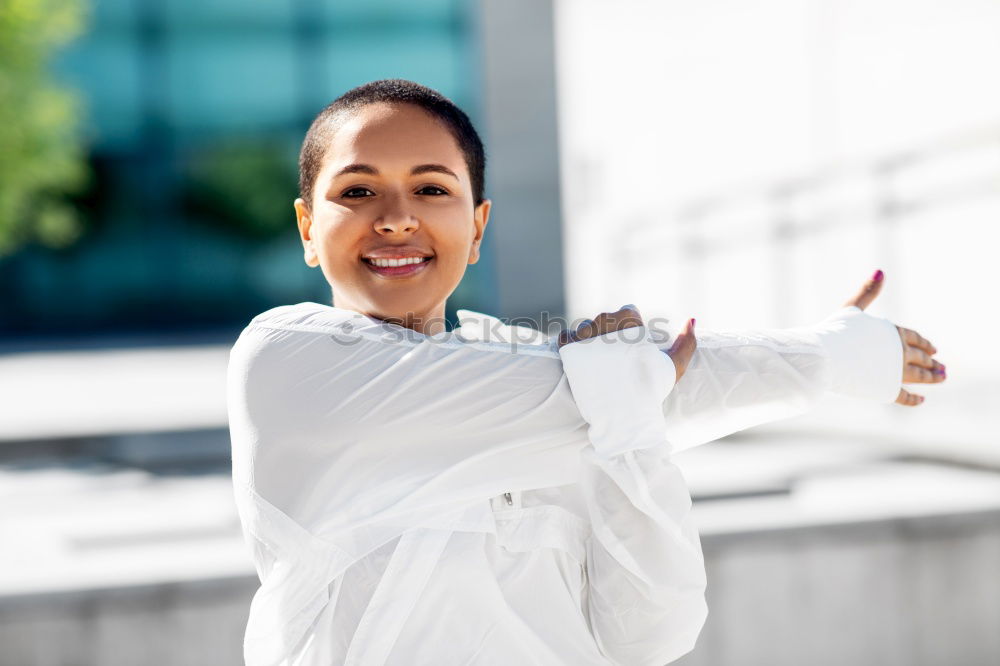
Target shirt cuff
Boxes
[558,325,676,459]
[813,305,904,404]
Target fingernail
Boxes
[620,303,637,311]
[690,318,696,327]
[933,368,944,375]
[872,269,884,282]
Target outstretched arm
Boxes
[650,271,946,453]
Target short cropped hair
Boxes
[298,79,487,210]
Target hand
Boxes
[557,304,698,385]
[842,269,946,407]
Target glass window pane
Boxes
[57,36,142,149]
[167,34,298,130]
[164,0,294,28]
[321,31,464,104]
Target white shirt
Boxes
[226,301,903,666]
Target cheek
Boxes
[435,212,476,247]
[317,217,359,255]
[438,233,475,268]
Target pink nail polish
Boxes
[872,269,884,282]
[691,318,696,327]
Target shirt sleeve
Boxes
[656,305,905,453]
[558,326,707,665]
[228,305,595,534]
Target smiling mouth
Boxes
[361,256,433,277]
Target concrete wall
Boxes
[5,508,998,665]
[0,577,255,666]
[679,509,1000,666]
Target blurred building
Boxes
[0,0,494,343]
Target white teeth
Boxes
[368,257,428,268]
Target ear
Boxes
[294,198,320,268]
[468,198,492,265]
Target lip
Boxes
[361,245,434,260]
[361,255,433,279]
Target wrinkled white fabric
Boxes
[226,301,902,665]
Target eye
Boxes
[342,187,374,198]
[417,185,449,196]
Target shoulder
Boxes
[230,301,387,359]
[244,301,365,334]
[227,302,376,388]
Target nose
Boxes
[374,194,419,235]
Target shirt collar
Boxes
[455,308,552,346]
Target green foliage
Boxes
[0,0,89,257]
[179,138,299,240]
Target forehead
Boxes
[321,103,467,177]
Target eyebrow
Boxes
[332,163,460,181]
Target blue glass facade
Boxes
[0,0,496,342]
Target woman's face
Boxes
[294,102,491,334]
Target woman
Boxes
[226,79,945,666]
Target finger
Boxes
[681,317,697,349]
[898,327,937,355]
[576,317,596,340]
[904,359,946,384]
[668,317,696,349]
[557,328,577,348]
[614,304,644,330]
[904,364,937,384]
[590,312,612,336]
[842,269,885,310]
[593,308,642,336]
[618,303,640,317]
[895,387,925,407]
[667,318,697,382]
[904,345,935,369]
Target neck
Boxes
[334,298,447,336]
